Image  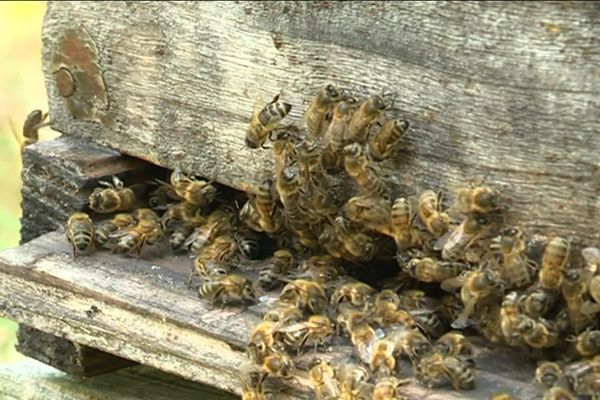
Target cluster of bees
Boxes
[63,83,600,400]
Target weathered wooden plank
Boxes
[0,358,238,400]
[20,136,157,243]
[16,325,136,377]
[42,1,600,244]
[0,232,543,399]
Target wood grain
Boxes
[0,358,237,400]
[0,232,543,399]
[41,1,600,245]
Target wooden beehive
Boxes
[1,2,599,399]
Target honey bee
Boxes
[323,95,360,152]
[184,209,232,254]
[246,94,292,149]
[410,307,448,339]
[199,274,256,305]
[490,227,536,290]
[160,201,205,232]
[369,339,397,378]
[166,168,217,208]
[275,315,333,354]
[373,376,408,400]
[22,109,52,146]
[520,287,556,319]
[571,329,600,357]
[562,267,596,333]
[499,292,528,347]
[112,211,163,256]
[391,197,416,248]
[454,185,502,215]
[344,195,393,236]
[452,269,503,329]
[259,349,295,381]
[535,361,563,389]
[344,143,389,200]
[436,214,494,262]
[337,304,371,337]
[279,279,328,314]
[331,281,378,310]
[257,250,294,290]
[391,328,432,363]
[369,304,415,330]
[434,332,472,357]
[66,212,95,257]
[304,84,343,140]
[309,358,340,400]
[350,323,377,364]
[416,353,475,390]
[239,199,263,233]
[336,363,372,400]
[197,235,238,265]
[148,182,179,211]
[402,257,469,284]
[539,237,570,291]
[241,367,271,400]
[332,216,378,262]
[415,190,450,238]
[188,259,230,288]
[368,119,410,161]
[292,255,340,285]
[564,358,600,399]
[253,178,284,234]
[582,247,600,309]
[516,316,560,348]
[247,321,281,364]
[345,95,387,144]
[542,387,576,400]
[89,176,137,213]
[95,213,136,246]
[263,301,304,325]
[170,223,196,251]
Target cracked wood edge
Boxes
[41,1,600,244]
[0,232,543,399]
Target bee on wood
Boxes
[253,178,284,234]
[416,352,475,390]
[345,95,387,144]
[21,109,52,147]
[239,199,264,233]
[454,185,502,215]
[391,197,417,248]
[373,376,409,400]
[259,349,295,382]
[166,167,217,208]
[95,213,136,247]
[415,190,450,239]
[343,143,390,200]
[147,183,178,211]
[188,259,230,288]
[499,292,528,347]
[562,267,597,334]
[89,176,137,213]
[344,195,393,237]
[257,249,294,290]
[389,328,432,363]
[369,338,397,378]
[323,95,360,152]
[350,322,377,365]
[241,367,272,400]
[160,201,205,232]
[331,281,378,310]
[569,329,600,357]
[247,321,282,364]
[516,316,560,348]
[304,84,344,140]
[111,209,163,256]
[402,257,469,284]
[246,94,292,149]
[184,209,232,255]
[433,332,472,358]
[291,255,341,286]
[275,314,334,354]
[564,359,600,399]
[335,363,372,400]
[198,273,256,305]
[520,286,556,319]
[368,118,410,161]
[263,301,304,325]
[331,216,378,262]
[582,247,600,315]
[490,227,537,290]
[279,279,328,314]
[535,361,563,390]
[539,236,570,291]
[542,387,576,400]
[66,212,95,257]
[435,214,494,262]
[336,304,371,337]
[170,223,196,251]
[309,358,340,400]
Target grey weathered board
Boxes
[42,1,600,245]
[0,231,543,399]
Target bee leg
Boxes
[71,243,78,258]
[186,270,197,289]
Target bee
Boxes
[89,176,137,213]
[309,358,340,400]
[247,321,281,364]
[542,387,576,400]
[198,274,256,305]
[436,214,494,262]
[369,339,396,378]
[332,216,378,262]
[368,119,410,161]
[416,353,475,390]
[170,223,196,251]
[373,376,408,400]
[95,213,136,246]
[160,201,205,232]
[564,358,600,399]
[263,301,304,325]
[324,95,360,152]
[246,94,292,149]
[66,212,95,257]
[337,304,371,337]
[391,197,416,248]
[499,292,528,347]
[112,211,163,256]
[490,227,536,290]
[410,307,447,339]
[331,281,378,310]
[452,269,503,329]
[350,323,377,364]
[390,328,432,363]
[259,349,295,381]
[304,84,344,140]
[535,361,563,389]
[570,329,600,357]
[188,259,230,287]
[454,185,502,215]
[582,247,600,308]
[22,109,52,146]
[253,179,284,234]
[539,237,570,291]
[148,183,178,211]
[184,209,232,254]
[239,199,263,233]
[434,332,472,357]
[335,363,371,400]
[397,289,435,310]
[241,367,271,400]
[343,143,389,200]
[516,316,559,348]
[344,195,393,237]
[235,227,261,259]
[562,267,596,333]
[415,190,450,239]
[279,279,328,314]
[166,168,217,208]
[276,315,333,354]
[520,287,556,319]
[345,95,387,144]
[292,255,341,285]
[402,257,469,284]
[257,250,294,290]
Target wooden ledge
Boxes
[0,232,542,399]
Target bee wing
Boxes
[108,227,131,239]
[154,179,182,200]
[440,272,469,293]
[434,230,453,251]
[277,322,307,334]
[582,247,600,269]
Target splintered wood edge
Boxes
[0,232,543,399]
